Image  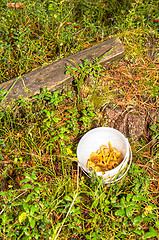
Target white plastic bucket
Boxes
[77,127,132,184]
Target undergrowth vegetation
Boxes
[0,0,159,239]
[0,0,159,81]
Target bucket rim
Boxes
[77,127,130,175]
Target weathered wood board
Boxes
[0,37,124,105]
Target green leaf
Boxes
[34,187,40,194]
[31,172,37,180]
[132,195,139,201]
[53,117,61,123]
[144,227,158,239]
[105,199,110,205]
[150,125,157,132]
[30,218,36,228]
[126,193,132,202]
[59,133,64,139]
[20,178,31,185]
[65,70,70,75]
[37,215,43,220]
[126,207,132,218]
[0,191,7,197]
[92,199,99,208]
[138,195,148,201]
[46,121,51,128]
[23,202,30,213]
[48,4,53,11]
[19,212,27,224]
[120,196,125,205]
[30,205,37,215]
[86,234,91,239]
[22,184,33,190]
[156,221,159,230]
[100,193,106,201]
[133,216,142,226]
[0,153,4,160]
[46,111,50,119]
[11,201,22,207]
[25,193,35,202]
[134,229,143,236]
[64,135,70,140]
[104,207,110,213]
[64,195,72,202]
[52,136,59,141]
[115,209,125,217]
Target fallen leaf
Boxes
[19,212,27,224]
[7,2,25,9]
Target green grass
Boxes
[1,0,158,82]
[0,0,159,239]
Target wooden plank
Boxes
[0,37,124,105]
